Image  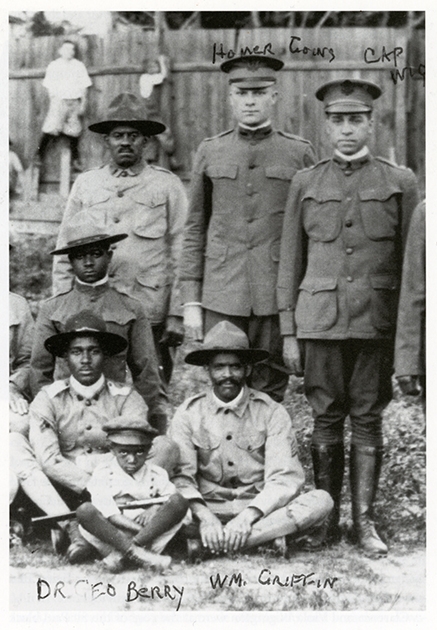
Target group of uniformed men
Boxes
[9,53,425,571]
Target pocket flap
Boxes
[359,185,401,202]
[235,432,265,451]
[131,191,167,208]
[206,164,238,179]
[192,431,221,450]
[265,166,295,180]
[303,188,343,203]
[370,275,398,290]
[133,212,167,239]
[299,278,338,294]
[136,270,170,289]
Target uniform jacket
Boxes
[29,280,167,430]
[277,153,419,339]
[170,386,304,518]
[9,292,34,398]
[395,200,426,376]
[179,125,316,316]
[29,378,147,494]
[52,162,188,324]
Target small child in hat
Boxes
[76,415,189,572]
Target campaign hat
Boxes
[185,321,269,366]
[50,212,128,256]
[316,78,382,113]
[44,310,128,357]
[88,92,166,136]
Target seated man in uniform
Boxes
[29,310,178,563]
[170,322,333,556]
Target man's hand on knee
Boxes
[198,511,224,553]
[223,507,262,553]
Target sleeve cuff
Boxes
[279,310,297,336]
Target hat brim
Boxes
[50,233,128,256]
[185,347,270,366]
[316,79,382,102]
[88,120,166,136]
[107,433,156,445]
[44,330,128,358]
[221,55,284,74]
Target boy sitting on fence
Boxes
[77,415,189,573]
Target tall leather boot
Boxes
[350,445,387,557]
[311,443,344,543]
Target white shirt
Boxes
[43,57,92,99]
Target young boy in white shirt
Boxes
[77,415,189,572]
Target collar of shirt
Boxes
[238,121,273,140]
[69,374,105,400]
[208,385,250,418]
[76,275,109,289]
[109,160,145,178]
[333,146,371,172]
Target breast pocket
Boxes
[132,193,168,239]
[206,164,239,180]
[295,278,338,332]
[235,431,266,465]
[370,274,399,331]
[359,185,401,240]
[303,191,343,242]
[192,432,222,481]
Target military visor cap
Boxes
[185,320,269,366]
[221,55,284,88]
[316,79,382,113]
[44,309,128,357]
[89,92,166,136]
[104,415,158,445]
[50,212,128,256]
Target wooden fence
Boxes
[9,27,425,197]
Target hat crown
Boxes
[106,92,149,124]
[203,321,250,352]
[63,212,109,247]
[64,310,108,335]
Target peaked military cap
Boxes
[221,55,284,88]
[316,78,382,113]
[89,92,166,136]
[50,212,128,256]
[104,415,157,445]
[44,310,128,357]
[185,321,269,366]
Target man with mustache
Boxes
[52,93,188,385]
[170,321,332,556]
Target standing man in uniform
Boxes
[52,93,188,384]
[180,55,316,402]
[277,79,419,556]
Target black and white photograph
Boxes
[6,5,427,619]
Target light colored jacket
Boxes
[9,292,34,398]
[170,386,304,518]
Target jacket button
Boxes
[224,409,231,415]
[117,191,124,197]
[226,434,232,440]
[121,171,128,177]
[77,394,83,401]
[345,219,352,227]
[247,445,252,451]
[346,247,353,254]
[249,164,256,169]
[86,425,92,430]
[85,399,92,406]
[228,461,234,467]
[347,276,353,282]
[114,217,120,223]
[87,447,93,454]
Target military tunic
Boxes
[9,292,34,435]
[52,161,188,325]
[29,378,147,494]
[395,200,426,379]
[29,280,167,432]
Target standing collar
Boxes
[238,121,273,140]
[109,159,146,177]
[333,146,371,172]
[75,275,109,289]
[69,374,106,400]
[207,385,251,417]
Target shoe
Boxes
[51,527,69,555]
[126,544,172,571]
[102,550,125,573]
[9,519,25,547]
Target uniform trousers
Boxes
[151,322,175,386]
[303,339,393,447]
[204,310,289,402]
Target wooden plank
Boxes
[59,138,72,198]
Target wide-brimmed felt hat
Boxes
[316,78,382,113]
[50,212,128,256]
[44,310,128,357]
[103,415,158,445]
[221,55,284,88]
[185,321,269,366]
[88,92,166,136]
